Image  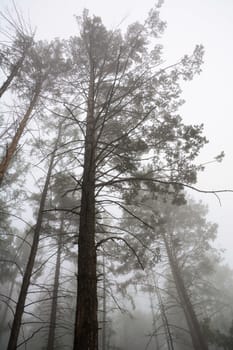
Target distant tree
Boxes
[121,191,218,350]
[161,199,219,350]
[6,125,62,350]
[45,215,64,350]
[0,9,34,99]
[146,273,175,350]
[202,318,233,350]
[0,198,20,347]
[0,37,69,185]
[162,224,209,350]
[44,174,79,350]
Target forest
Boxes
[0,2,233,350]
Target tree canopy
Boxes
[0,4,232,350]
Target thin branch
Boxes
[17,326,46,348]
[0,259,23,276]
[96,236,144,270]
[96,177,233,205]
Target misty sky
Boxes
[1,0,233,265]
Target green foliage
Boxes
[11,38,70,99]
[0,4,231,350]
[66,9,207,203]
[202,318,233,349]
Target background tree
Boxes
[0,7,34,99]
[0,36,69,185]
[6,124,62,350]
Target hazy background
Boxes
[0,0,232,264]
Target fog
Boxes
[0,1,233,350]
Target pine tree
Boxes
[66,6,207,348]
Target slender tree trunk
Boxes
[102,254,107,350]
[46,215,64,350]
[0,86,40,186]
[152,274,174,350]
[148,281,160,350]
[0,43,31,99]
[7,126,61,350]
[73,64,98,350]
[162,232,209,350]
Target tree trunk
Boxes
[0,42,31,99]
[0,86,40,186]
[73,65,98,350]
[163,232,209,350]
[151,273,174,350]
[148,279,160,350]
[7,126,61,350]
[101,254,107,350]
[46,215,64,350]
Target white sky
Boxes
[1,0,233,265]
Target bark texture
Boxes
[73,66,98,350]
